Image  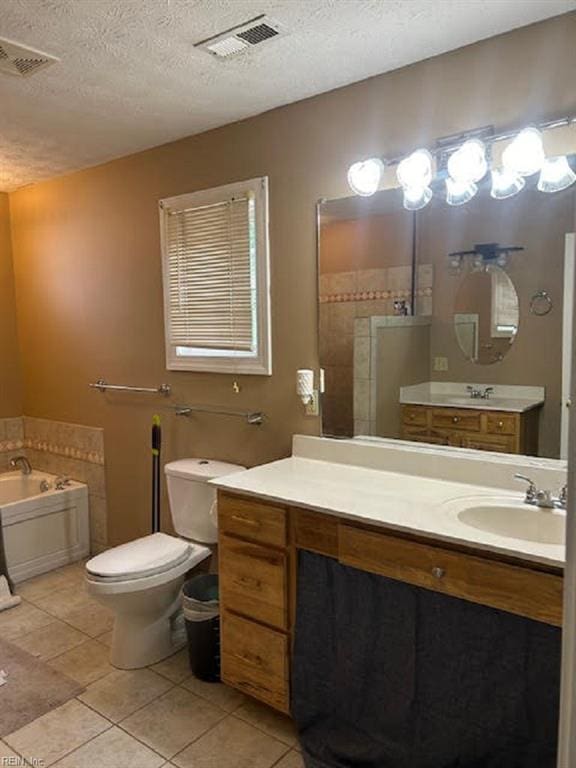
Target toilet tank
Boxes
[164,459,245,544]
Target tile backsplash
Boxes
[0,415,107,554]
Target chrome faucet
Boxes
[467,385,494,400]
[9,456,32,475]
[514,473,566,510]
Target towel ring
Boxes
[530,290,553,316]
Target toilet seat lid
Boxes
[86,532,192,580]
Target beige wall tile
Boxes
[354,337,371,381]
[357,268,388,293]
[354,317,371,337]
[330,302,356,336]
[353,379,371,421]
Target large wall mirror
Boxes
[318,172,575,459]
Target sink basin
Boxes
[456,501,565,545]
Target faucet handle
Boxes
[514,473,537,503]
[559,484,568,508]
[483,387,494,399]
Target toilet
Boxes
[85,458,244,669]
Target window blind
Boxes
[165,193,256,352]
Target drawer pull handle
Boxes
[497,421,504,429]
[233,652,263,668]
[234,576,262,590]
[452,416,459,424]
[231,514,261,528]
[431,567,445,580]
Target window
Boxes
[160,177,271,374]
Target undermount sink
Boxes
[456,500,565,545]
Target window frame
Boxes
[159,177,272,375]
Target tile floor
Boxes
[0,562,303,768]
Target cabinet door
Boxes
[221,612,289,713]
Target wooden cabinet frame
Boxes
[218,491,563,714]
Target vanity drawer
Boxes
[460,433,516,453]
[221,612,289,713]
[431,408,481,432]
[219,535,288,629]
[402,406,428,427]
[219,493,287,547]
[338,524,562,626]
[486,413,518,436]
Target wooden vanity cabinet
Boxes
[401,404,540,455]
[218,492,563,715]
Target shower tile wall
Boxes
[319,265,433,436]
[23,417,107,554]
[0,417,25,471]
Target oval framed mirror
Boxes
[453,265,519,365]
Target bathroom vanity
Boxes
[214,436,565,715]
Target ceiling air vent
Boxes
[195,15,283,59]
[0,37,59,78]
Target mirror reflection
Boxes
[318,181,575,459]
[454,264,519,364]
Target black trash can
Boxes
[182,574,220,682]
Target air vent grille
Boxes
[0,37,58,78]
[236,23,279,45]
[195,15,283,59]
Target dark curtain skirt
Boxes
[292,550,560,768]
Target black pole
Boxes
[152,415,161,533]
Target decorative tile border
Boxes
[320,287,432,304]
[22,438,104,465]
[0,439,24,453]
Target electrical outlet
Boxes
[433,356,449,372]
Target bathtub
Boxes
[0,470,90,583]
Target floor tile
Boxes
[10,619,88,660]
[0,600,54,640]
[151,649,191,684]
[181,676,246,712]
[120,686,225,759]
[48,639,114,685]
[60,603,114,638]
[0,740,19,760]
[17,563,85,603]
[96,629,113,647]
[4,699,110,767]
[52,726,164,768]
[172,715,288,768]
[274,751,305,768]
[235,700,297,747]
[78,669,173,722]
[34,585,91,618]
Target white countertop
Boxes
[400,382,545,413]
[213,456,564,569]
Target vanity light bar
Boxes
[348,115,576,206]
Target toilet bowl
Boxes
[85,458,244,669]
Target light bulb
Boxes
[446,177,477,206]
[447,139,487,184]
[502,127,545,177]
[397,149,433,190]
[347,158,384,197]
[490,168,525,200]
[537,156,576,193]
[402,186,432,211]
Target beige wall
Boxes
[0,193,22,417]
[8,14,576,546]
[419,187,575,457]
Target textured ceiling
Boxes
[1,0,574,192]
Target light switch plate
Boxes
[433,356,449,371]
